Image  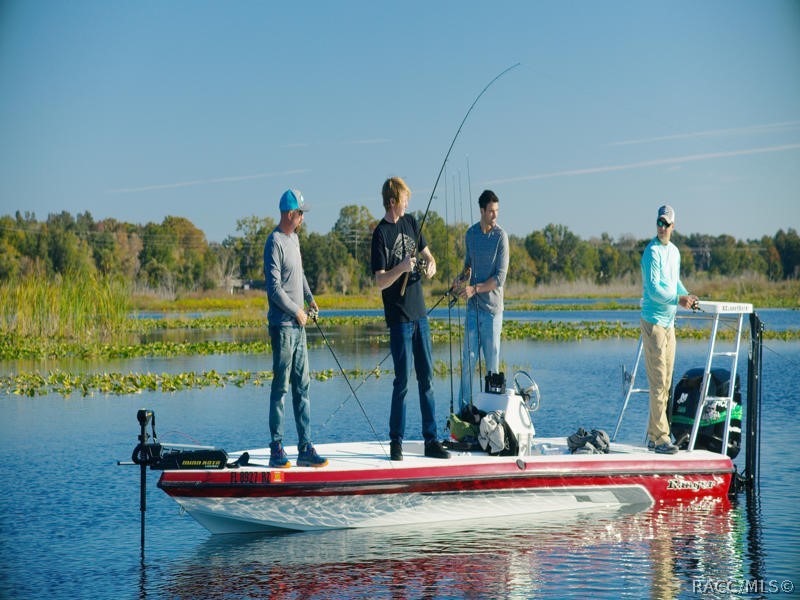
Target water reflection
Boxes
[157,499,743,599]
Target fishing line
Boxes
[310,312,389,458]
[399,62,521,295]
[320,274,467,430]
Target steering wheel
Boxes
[513,370,540,412]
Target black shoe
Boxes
[390,440,403,461]
[424,440,451,459]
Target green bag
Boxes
[448,413,478,442]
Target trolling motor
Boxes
[118,409,231,559]
[117,409,158,560]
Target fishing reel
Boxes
[447,266,472,308]
[307,305,319,322]
[413,256,428,275]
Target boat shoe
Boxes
[269,442,292,468]
[297,444,329,468]
[424,440,451,459]
[654,441,679,455]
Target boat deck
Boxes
[223,437,732,473]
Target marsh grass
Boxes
[0,273,130,341]
[129,274,798,314]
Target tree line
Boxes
[1,208,798,293]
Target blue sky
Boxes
[1,1,798,244]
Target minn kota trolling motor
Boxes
[118,409,230,558]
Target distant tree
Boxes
[301,231,354,293]
[524,229,556,283]
[684,233,713,272]
[139,221,177,288]
[709,235,741,276]
[775,228,800,279]
[760,235,783,280]
[508,235,538,285]
[160,216,209,289]
[205,243,239,290]
[524,223,593,282]
[93,219,143,280]
[594,234,621,284]
[223,215,275,282]
[333,205,375,265]
[44,212,96,277]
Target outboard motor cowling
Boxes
[669,368,741,458]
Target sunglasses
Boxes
[296,210,304,216]
[657,218,672,228]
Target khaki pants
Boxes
[640,319,676,446]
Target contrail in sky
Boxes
[282,138,390,148]
[484,143,800,185]
[610,121,800,146]
[107,169,310,193]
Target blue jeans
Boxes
[459,307,503,411]
[269,325,312,448]
[388,317,437,444]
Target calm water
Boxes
[1,311,799,599]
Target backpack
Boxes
[479,411,519,456]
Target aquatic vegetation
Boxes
[1,318,795,362]
[0,367,394,397]
[1,293,796,398]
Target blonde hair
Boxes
[381,177,410,210]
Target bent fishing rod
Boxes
[322,64,520,429]
[399,62,520,296]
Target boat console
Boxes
[472,371,540,455]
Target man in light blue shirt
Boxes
[640,204,699,454]
[457,190,509,411]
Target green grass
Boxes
[0,273,130,340]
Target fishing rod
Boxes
[321,269,469,430]
[399,62,521,296]
[309,309,389,458]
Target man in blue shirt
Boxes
[640,204,699,454]
[457,190,509,411]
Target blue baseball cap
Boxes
[279,189,310,212]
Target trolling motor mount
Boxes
[129,409,228,471]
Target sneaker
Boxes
[297,444,328,468]
[269,441,291,468]
[390,440,403,461]
[647,440,655,451]
[654,442,679,455]
[424,440,451,459]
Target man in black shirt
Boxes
[370,176,450,461]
